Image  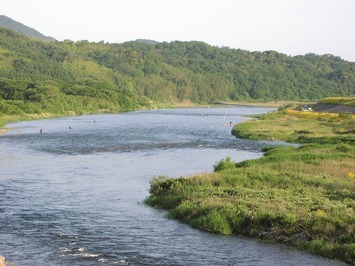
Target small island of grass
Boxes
[145,99,355,264]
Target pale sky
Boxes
[1,0,354,62]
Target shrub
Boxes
[213,157,236,172]
[145,176,187,209]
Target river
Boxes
[0,107,345,265]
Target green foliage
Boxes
[145,176,187,209]
[0,27,354,120]
[338,111,353,120]
[190,209,233,235]
[320,97,355,106]
[146,110,355,264]
[213,156,236,172]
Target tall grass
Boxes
[320,97,355,106]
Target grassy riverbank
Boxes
[145,106,355,264]
[0,100,283,131]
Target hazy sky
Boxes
[1,0,354,61]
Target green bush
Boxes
[213,157,236,172]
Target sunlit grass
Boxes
[146,103,355,264]
[320,97,355,106]
[232,109,354,144]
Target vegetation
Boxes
[1,17,354,264]
[146,105,355,264]
[232,108,354,144]
[0,27,355,125]
[0,15,56,42]
[319,97,355,106]
[1,19,354,263]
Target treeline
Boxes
[0,27,354,116]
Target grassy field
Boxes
[146,107,355,264]
[319,97,355,106]
[232,108,354,144]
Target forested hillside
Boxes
[0,15,56,42]
[0,27,354,118]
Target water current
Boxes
[0,107,346,265]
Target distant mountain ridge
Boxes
[0,17,354,119]
[135,39,160,45]
[0,15,56,42]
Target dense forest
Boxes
[0,27,354,117]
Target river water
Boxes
[0,107,345,265]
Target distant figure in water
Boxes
[40,128,43,133]
[69,125,72,129]
[93,120,95,124]
[229,121,232,126]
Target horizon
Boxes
[0,0,354,62]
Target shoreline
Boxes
[214,100,310,108]
[0,128,10,134]
[146,107,355,264]
[0,101,281,133]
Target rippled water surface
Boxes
[0,107,345,265]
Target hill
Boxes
[0,26,354,121]
[135,39,160,45]
[0,15,56,42]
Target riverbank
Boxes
[0,128,9,134]
[0,113,59,130]
[215,100,311,108]
[145,107,355,264]
[0,100,277,133]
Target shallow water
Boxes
[0,107,345,265]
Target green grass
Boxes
[232,110,355,144]
[320,97,355,106]
[146,103,355,264]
